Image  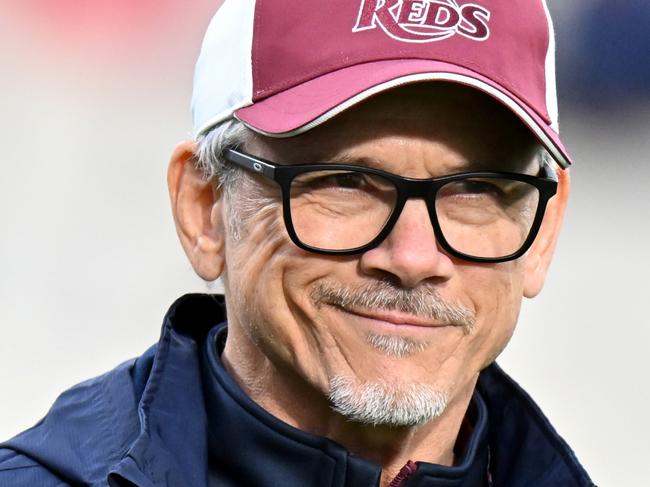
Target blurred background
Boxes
[0,1,648,484]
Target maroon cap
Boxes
[192,0,570,167]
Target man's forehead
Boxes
[250,82,539,170]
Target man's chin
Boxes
[327,375,449,428]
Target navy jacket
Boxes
[0,294,595,486]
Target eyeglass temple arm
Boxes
[225,149,276,179]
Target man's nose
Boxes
[358,199,455,288]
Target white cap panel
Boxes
[192,0,256,138]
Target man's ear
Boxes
[523,167,570,298]
[168,140,225,281]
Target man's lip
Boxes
[335,305,456,328]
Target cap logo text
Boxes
[353,0,491,43]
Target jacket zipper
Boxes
[388,460,418,487]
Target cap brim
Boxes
[235,59,571,168]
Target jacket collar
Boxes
[110,294,493,486]
[476,365,593,486]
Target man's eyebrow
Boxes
[306,150,539,174]
[320,153,492,173]
[321,154,387,169]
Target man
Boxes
[0,0,594,486]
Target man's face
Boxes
[216,84,559,426]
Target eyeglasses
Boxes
[223,148,558,263]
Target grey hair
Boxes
[194,119,281,244]
[195,118,254,192]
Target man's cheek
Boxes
[227,210,284,277]
[471,295,520,366]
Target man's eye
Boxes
[332,173,366,189]
[300,171,369,191]
[454,180,505,197]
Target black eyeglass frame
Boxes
[223,148,558,263]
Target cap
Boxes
[192,0,571,168]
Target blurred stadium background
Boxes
[1,1,648,484]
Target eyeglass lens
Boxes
[289,170,398,250]
[435,177,539,258]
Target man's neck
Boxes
[222,328,478,487]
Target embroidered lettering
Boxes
[353,0,491,43]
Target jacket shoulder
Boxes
[0,346,158,486]
[0,449,69,486]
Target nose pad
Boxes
[359,199,454,287]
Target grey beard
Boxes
[313,280,473,426]
[366,333,430,358]
[328,375,448,427]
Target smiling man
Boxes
[0,1,594,486]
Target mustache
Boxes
[310,280,476,333]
